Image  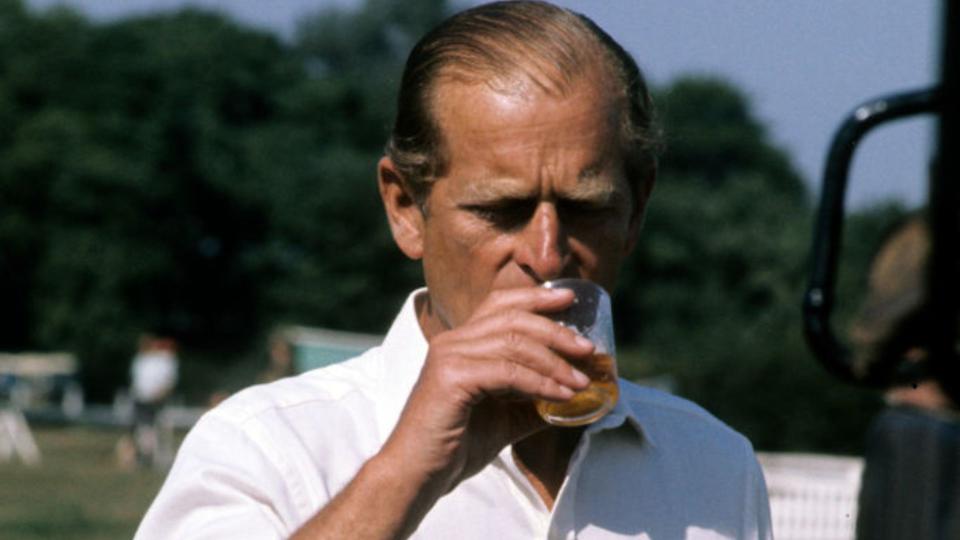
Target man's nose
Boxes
[516,203,570,282]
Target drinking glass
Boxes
[535,279,619,427]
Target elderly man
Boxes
[136,2,772,538]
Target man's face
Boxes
[397,74,650,332]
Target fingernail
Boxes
[574,335,593,348]
[559,385,576,398]
[572,369,590,386]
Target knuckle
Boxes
[480,289,509,312]
[423,343,458,374]
[501,329,524,350]
[428,332,455,352]
[502,308,523,325]
[432,361,461,389]
[501,358,521,385]
[489,288,509,302]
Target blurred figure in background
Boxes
[851,214,960,539]
[257,329,295,384]
[129,334,179,469]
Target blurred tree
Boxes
[0,0,89,350]
[249,0,450,331]
[615,77,909,452]
[617,77,809,341]
[654,78,806,200]
[0,0,442,400]
[0,4,304,397]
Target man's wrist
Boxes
[292,448,442,540]
[374,433,452,500]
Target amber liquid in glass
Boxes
[536,353,619,427]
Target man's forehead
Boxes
[431,61,623,127]
[431,77,623,152]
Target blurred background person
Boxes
[850,214,960,540]
[129,334,179,469]
[257,329,295,384]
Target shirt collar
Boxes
[375,288,430,439]
[583,385,656,447]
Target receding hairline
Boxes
[426,19,609,92]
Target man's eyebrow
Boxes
[457,167,627,204]
[561,182,623,204]
[459,178,535,202]
[577,163,604,182]
[565,168,626,202]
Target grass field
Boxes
[0,426,171,540]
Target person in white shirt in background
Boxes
[136,1,772,538]
[130,334,178,468]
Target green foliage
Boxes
[617,77,811,346]
[615,77,910,452]
[655,77,806,202]
[0,0,430,399]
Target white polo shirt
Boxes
[136,290,772,539]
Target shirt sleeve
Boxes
[742,440,774,540]
[134,412,301,540]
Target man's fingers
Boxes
[492,331,591,390]
[434,328,590,393]
[468,357,577,403]
[456,308,595,357]
[418,285,602,413]
[469,286,575,321]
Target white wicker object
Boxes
[757,452,864,540]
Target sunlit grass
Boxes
[0,426,169,540]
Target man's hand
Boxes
[384,286,594,494]
[293,286,594,539]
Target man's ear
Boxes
[378,156,426,260]
[624,172,656,256]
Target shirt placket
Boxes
[549,410,634,540]
[494,447,553,537]
[491,433,597,540]
[546,432,594,540]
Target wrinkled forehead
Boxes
[432,43,620,101]
[429,59,626,146]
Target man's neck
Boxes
[512,427,584,510]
